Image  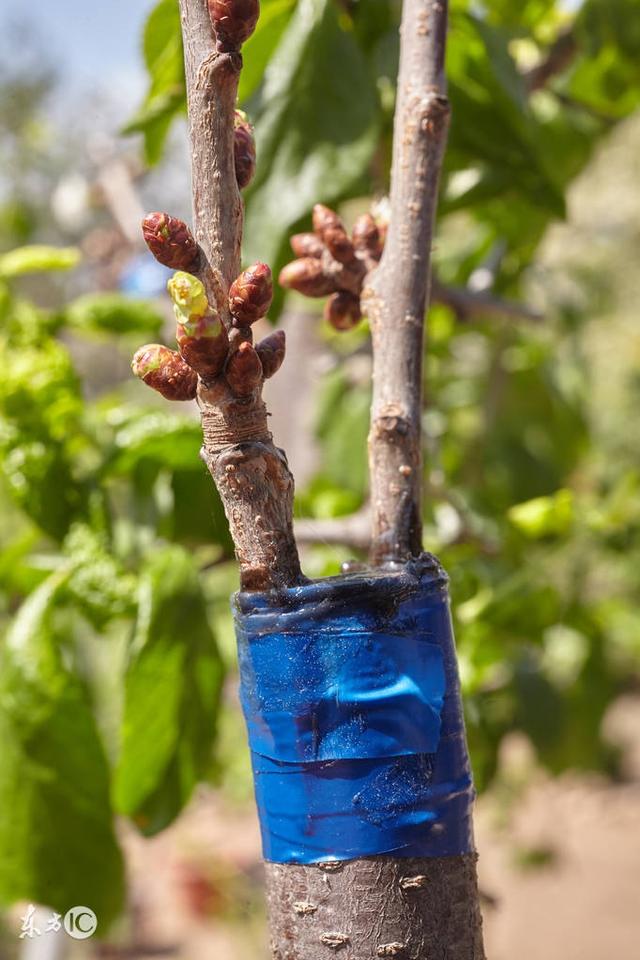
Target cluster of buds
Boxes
[134,211,286,401]
[223,260,285,394]
[279,202,388,332]
[168,271,229,380]
[208,0,260,53]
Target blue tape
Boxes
[233,555,475,864]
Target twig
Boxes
[295,509,371,551]
[524,29,577,93]
[177,0,302,591]
[431,278,542,323]
[363,0,450,566]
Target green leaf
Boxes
[445,14,566,219]
[0,246,80,277]
[508,488,574,538]
[114,546,224,834]
[0,573,124,925]
[239,0,297,103]
[62,293,165,338]
[243,0,380,274]
[123,0,186,165]
[62,525,137,629]
[0,342,94,540]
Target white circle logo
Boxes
[63,907,97,940]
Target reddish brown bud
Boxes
[176,316,229,381]
[324,292,362,332]
[278,258,336,298]
[229,262,273,325]
[323,226,356,265]
[255,330,286,379]
[142,212,199,271]
[234,111,256,189]
[224,340,263,396]
[312,204,344,240]
[132,344,198,401]
[290,232,324,259]
[208,0,260,51]
[352,213,383,259]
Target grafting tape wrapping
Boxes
[233,555,475,864]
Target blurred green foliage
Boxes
[1,0,639,928]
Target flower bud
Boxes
[208,0,260,51]
[234,111,257,189]
[290,232,324,259]
[225,340,263,396]
[256,330,285,379]
[175,315,229,381]
[142,212,200,271]
[132,344,198,401]
[278,258,336,298]
[323,226,356,265]
[312,204,344,240]
[324,291,362,332]
[167,271,209,324]
[229,262,273,325]
[352,213,383,259]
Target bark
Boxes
[363,0,450,566]
[178,0,303,591]
[264,855,485,960]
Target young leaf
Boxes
[0,573,125,925]
[114,546,224,834]
[62,293,165,337]
[0,245,80,277]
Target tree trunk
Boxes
[264,854,484,959]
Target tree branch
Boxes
[176,0,303,591]
[295,509,371,551]
[431,277,542,323]
[524,28,578,93]
[363,0,450,566]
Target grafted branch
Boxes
[131,0,303,591]
[363,0,450,566]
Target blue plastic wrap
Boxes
[233,555,475,864]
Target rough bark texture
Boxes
[363,0,450,566]
[264,855,485,959]
[178,0,302,590]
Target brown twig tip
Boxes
[278,258,337,297]
[290,232,324,259]
[224,340,263,396]
[132,344,198,401]
[142,212,200,271]
[324,291,362,331]
[234,110,257,189]
[208,0,260,52]
[229,262,273,325]
[256,329,286,379]
[352,213,383,259]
